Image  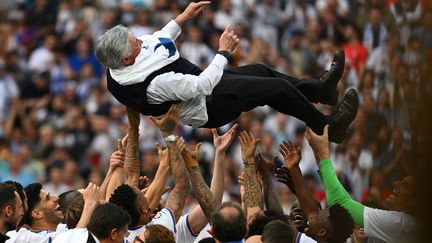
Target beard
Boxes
[5,218,18,232]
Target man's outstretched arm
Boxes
[125,107,141,185]
[279,141,319,217]
[306,126,365,227]
[149,104,190,223]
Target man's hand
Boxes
[305,125,330,161]
[117,134,128,153]
[108,151,125,173]
[181,142,201,168]
[213,124,238,153]
[149,103,181,137]
[255,153,277,174]
[175,1,211,25]
[82,183,103,207]
[126,107,140,130]
[275,167,297,195]
[238,131,260,164]
[218,25,240,53]
[279,140,302,170]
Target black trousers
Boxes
[203,64,329,134]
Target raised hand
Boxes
[108,150,125,173]
[175,1,211,25]
[149,103,181,137]
[137,176,149,191]
[275,167,297,195]
[255,153,278,175]
[213,124,238,153]
[82,183,103,207]
[117,134,128,153]
[238,131,260,164]
[305,125,330,161]
[181,142,201,168]
[219,24,240,53]
[279,140,302,170]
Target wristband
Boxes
[217,50,231,60]
[164,135,177,143]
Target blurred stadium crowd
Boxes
[0,0,430,225]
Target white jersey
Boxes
[52,228,99,243]
[176,214,199,243]
[123,208,176,243]
[363,207,417,243]
[6,224,68,243]
[296,232,317,243]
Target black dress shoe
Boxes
[320,50,345,106]
[328,89,359,143]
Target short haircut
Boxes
[24,183,43,225]
[4,181,25,204]
[87,203,131,240]
[210,201,247,242]
[328,204,354,243]
[65,193,84,229]
[0,183,17,210]
[109,184,140,227]
[58,190,81,214]
[247,213,273,238]
[261,220,296,243]
[140,224,175,243]
[95,25,131,69]
[198,238,216,243]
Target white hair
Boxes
[95,25,132,69]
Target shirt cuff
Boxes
[213,54,229,69]
[165,19,182,39]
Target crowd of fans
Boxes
[0,0,430,242]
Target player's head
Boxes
[0,183,24,232]
[209,201,247,242]
[134,224,175,243]
[386,176,416,213]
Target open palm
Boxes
[279,140,302,170]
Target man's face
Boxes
[37,190,64,224]
[289,201,307,231]
[304,208,331,240]
[125,32,143,65]
[386,176,416,211]
[6,192,24,231]
[132,186,151,224]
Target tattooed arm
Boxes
[149,104,190,223]
[256,154,284,216]
[238,131,262,223]
[125,108,141,185]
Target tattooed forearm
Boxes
[125,127,140,184]
[244,164,262,208]
[165,141,190,222]
[188,166,216,221]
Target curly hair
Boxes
[109,184,140,227]
[328,204,354,243]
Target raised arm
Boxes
[105,136,128,201]
[279,140,319,217]
[238,131,262,223]
[149,104,190,223]
[125,107,141,185]
[306,126,365,227]
[147,25,239,103]
[186,124,238,232]
[76,183,103,228]
[143,143,171,212]
[256,154,284,215]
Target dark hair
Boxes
[24,183,43,225]
[140,224,175,243]
[328,204,354,243]
[198,238,216,243]
[87,203,131,240]
[261,220,296,243]
[247,213,273,238]
[0,183,17,210]
[210,201,247,242]
[109,184,140,227]
[58,190,81,214]
[65,193,84,229]
[4,181,25,204]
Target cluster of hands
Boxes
[175,1,240,54]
